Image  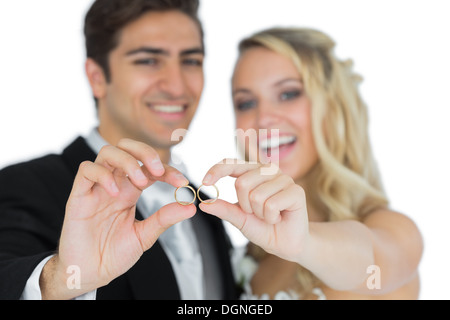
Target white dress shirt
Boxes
[20,128,204,300]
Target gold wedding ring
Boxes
[174,185,196,206]
[174,184,219,205]
[197,184,219,204]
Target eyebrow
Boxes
[232,88,250,96]
[274,78,303,87]
[232,78,303,96]
[126,46,204,56]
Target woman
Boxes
[199,27,423,299]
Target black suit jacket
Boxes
[0,137,238,300]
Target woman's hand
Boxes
[200,159,309,262]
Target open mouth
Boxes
[147,104,188,121]
[259,135,297,160]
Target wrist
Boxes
[293,222,317,266]
[39,255,88,300]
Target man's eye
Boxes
[134,58,158,66]
[183,59,203,67]
[236,100,256,112]
[280,90,301,101]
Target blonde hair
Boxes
[237,27,389,298]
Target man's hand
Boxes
[40,139,196,300]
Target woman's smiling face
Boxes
[232,47,319,182]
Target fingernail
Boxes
[111,182,119,194]
[203,174,213,185]
[135,169,147,181]
[176,173,189,183]
[151,158,164,171]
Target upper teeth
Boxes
[259,136,296,149]
[153,105,184,113]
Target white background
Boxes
[0,0,449,299]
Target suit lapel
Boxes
[61,136,97,172]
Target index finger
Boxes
[115,139,189,189]
[142,163,189,189]
[202,159,279,185]
[116,139,165,177]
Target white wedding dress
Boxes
[232,245,326,300]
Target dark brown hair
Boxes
[84,0,204,81]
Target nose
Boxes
[257,101,282,129]
[158,63,187,99]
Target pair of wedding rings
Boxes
[174,184,219,206]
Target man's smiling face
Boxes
[95,10,205,153]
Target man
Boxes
[0,0,238,300]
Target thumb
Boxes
[200,199,249,232]
[200,199,283,248]
[136,202,197,251]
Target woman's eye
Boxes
[236,100,257,112]
[280,90,301,101]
